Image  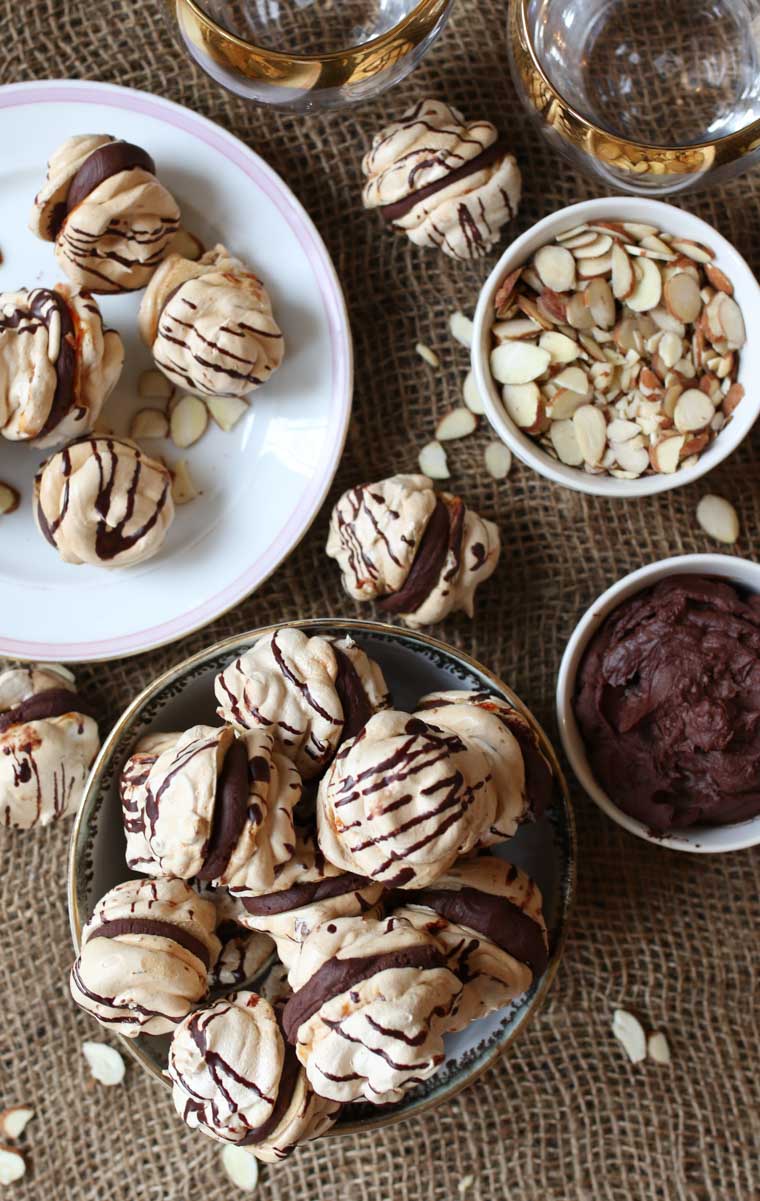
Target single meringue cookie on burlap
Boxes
[283,914,461,1105]
[123,723,300,892]
[362,98,521,260]
[0,663,99,830]
[70,877,221,1037]
[34,434,175,569]
[316,709,498,889]
[214,628,390,780]
[390,854,549,1030]
[168,990,340,1161]
[326,475,500,628]
[29,134,180,293]
[138,243,284,398]
[232,827,384,975]
[0,286,123,447]
[416,690,555,842]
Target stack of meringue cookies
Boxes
[68,625,554,1163]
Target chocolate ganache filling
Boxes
[398,886,548,975]
[241,1043,302,1146]
[60,140,156,231]
[379,138,507,224]
[196,738,250,881]
[282,944,444,1042]
[29,289,79,438]
[380,496,463,615]
[87,917,211,969]
[0,686,92,734]
[240,872,371,918]
[333,646,373,743]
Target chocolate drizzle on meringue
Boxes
[379,497,454,615]
[240,1043,302,1146]
[87,917,212,969]
[379,137,508,224]
[29,289,79,438]
[333,646,374,743]
[240,872,372,918]
[0,686,92,734]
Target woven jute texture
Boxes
[2,2,760,1198]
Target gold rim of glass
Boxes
[170,0,450,90]
[512,0,760,178]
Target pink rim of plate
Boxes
[0,79,353,663]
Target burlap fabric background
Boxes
[1,3,759,1198]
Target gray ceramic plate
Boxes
[68,619,576,1134]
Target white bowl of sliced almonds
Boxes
[472,198,759,496]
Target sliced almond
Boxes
[658,331,683,370]
[577,252,613,279]
[704,262,733,295]
[607,418,640,443]
[515,293,554,330]
[572,404,606,465]
[484,441,512,480]
[169,394,208,449]
[647,1032,671,1065]
[623,222,659,240]
[579,332,608,362]
[82,1041,126,1086]
[696,494,739,544]
[664,272,702,323]
[626,257,662,312]
[639,233,677,258]
[0,482,20,515]
[0,1109,34,1142]
[613,440,649,476]
[138,368,175,401]
[722,381,745,416]
[682,432,710,457]
[611,243,635,300]
[585,278,615,328]
[171,459,199,505]
[0,1147,25,1185]
[566,292,596,331]
[493,317,541,341]
[650,306,685,336]
[502,383,544,432]
[534,244,575,292]
[221,1144,259,1193]
[556,223,589,242]
[673,388,713,433]
[552,365,589,396]
[171,228,205,261]
[494,267,523,316]
[549,419,583,466]
[418,441,449,480]
[206,395,249,433]
[463,370,485,415]
[650,434,685,473]
[491,342,551,384]
[572,233,612,259]
[548,388,587,420]
[415,342,440,368]
[612,1009,647,1063]
[435,407,477,441]
[538,289,568,325]
[556,228,597,249]
[670,237,714,263]
[449,311,474,348]
[716,295,746,349]
[539,330,578,364]
[130,407,169,440]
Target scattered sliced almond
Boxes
[171,459,199,505]
[696,494,739,544]
[0,483,20,515]
[418,441,449,480]
[171,228,205,260]
[221,1144,259,1193]
[449,311,473,348]
[612,1009,647,1063]
[484,441,512,480]
[130,407,169,440]
[463,370,485,415]
[169,394,208,449]
[82,1041,126,1086]
[138,369,174,401]
[435,407,477,441]
[206,395,248,433]
[647,1032,671,1065]
[0,1147,25,1185]
[491,342,551,385]
[415,342,440,368]
[534,244,575,292]
[0,1110,34,1142]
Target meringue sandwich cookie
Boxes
[327,474,501,628]
[34,434,175,569]
[391,855,548,1030]
[168,991,340,1160]
[30,134,181,293]
[120,731,182,875]
[128,723,300,892]
[317,709,498,889]
[0,663,99,830]
[417,690,555,842]
[139,244,284,398]
[233,827,384,974]
[215,627,390,780]
[362,98,521,261]
[283,914,461,1105]
[0,287,123,447]
[70,877,221,1037]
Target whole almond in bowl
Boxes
[472,199,760,498]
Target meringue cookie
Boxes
[283,914,461,1104]
[215,629,390,780]
[233,827,384,973]
[120,731,182,875]
[169,990,340,1161]
[35,434,175,568]
[124,724,299,891]
[362,98,521,261]
[0,663,99,830]
[417,691,554,842]
[138,244,284,398]
[30,134,180,293]
[0,287,123,447]
[70,877,221,1037]
[391,855,548,1029]
[317,709,498,889]
[195,885,275,991]
[327,475,500,627]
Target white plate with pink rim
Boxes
[0,80,352,663]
